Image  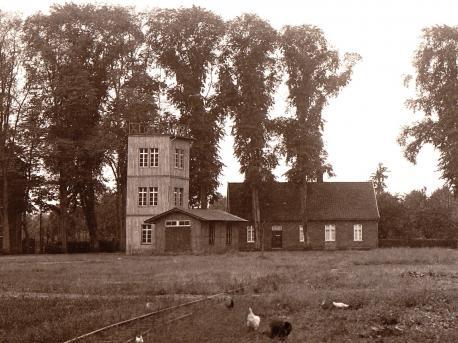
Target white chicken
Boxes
[247,307,261,331]
[135,335,144,343]
[332,302,349,309]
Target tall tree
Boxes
[278,25,359,248]
[23,3,140,251]
[217,14,280,249]
[0,12,28,253]
[371,162,389,195]
[399,26,458,196]
[100,11,156,251]
[145,6,225,208]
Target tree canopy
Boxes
[400,25,458,195]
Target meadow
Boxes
[0,248,457,342]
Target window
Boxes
[139,148,148,167]
[247,225,255,243]
[174,187,183,206]
[209,222,215,245]
[141,224,152,244]
[325,224,336,242]
[165,220,190,227]
[149,187,158,206]
[150,148,159,167]
[354,224,363,241]
[138,187,148,206]
[299,225,304,243]
[174,148,184,169]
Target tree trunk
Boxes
[300,180,310,249]
[81,181,99,251]
[200,185,207,209]
[59,179,68,253]
[118,149,127,252]
[251,185,261,250]
[39,210,43,253]
[2,163,10,254]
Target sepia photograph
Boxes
[0,0,457,341]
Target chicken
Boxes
[268,320,292,340]
[247,307,261,331]
[135,335,144,343]
[332,302,349,309]
[225,296,234,309]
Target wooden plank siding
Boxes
[125,134,190,254]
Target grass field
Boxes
[1,248,457,342]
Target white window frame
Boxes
[174,148,184,169]
[299,225,304,243]
[138,187,148,206]
[325,224,336,242]
[247,225,255,243]
[139,148,148,167]
[173,187,183,206]
[141,224,152,244]
[165,220,190,227]
[354,224,363,241]
[149,187,158,206]
[150,148,159,167]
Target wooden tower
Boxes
[125,123,191,254]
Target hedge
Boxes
[379,239,457,248]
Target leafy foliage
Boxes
[23,3,142,249]
[371,162,389,195]
[400,25,458,195]
[377,187,457,239]
[217,13,280,185]
[278,25,360,182]
[146,6,225,208]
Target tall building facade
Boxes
[125,131,191,254]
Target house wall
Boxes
[199,221,240,253]
[152,213,240,254]
[126,216,156,255]
[238,220,378,250]
[125,134,190,254]
[308,220,378,250]
[153,213,200,253]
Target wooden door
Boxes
[271,226,283,249]
[165,226,191,252]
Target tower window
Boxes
[174,148,184,169]
[173,187,183,206]
[138,187,148,206]
[150,148,159,167]
[139,148,148,167]
[149,187,158,206]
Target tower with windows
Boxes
[125,124,191,254]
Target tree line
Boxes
[372,163,457,241]
[1,3,358,253]
[1,4,457,253]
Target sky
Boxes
[2,0,456,196]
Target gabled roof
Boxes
[228,181,379,221]
[145,207,248,224]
